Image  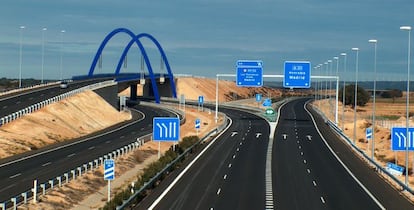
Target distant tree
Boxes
[339,84,370,107]
[380,89,403,103]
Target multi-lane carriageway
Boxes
[136,98,414,210]
[0,81,413,210]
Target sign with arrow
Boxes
[391,127,414,151]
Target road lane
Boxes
[138,108,270,210]
[0,104,170,204]
[273,98,414,210]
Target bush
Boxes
[339,84,370,107]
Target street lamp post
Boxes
[400,26,411,186]
[369,39,378,161]
[341,53,347,131]
[19,26,25,88]
[324,62,329,99]
[60,30,65,81]
[41,28,47,84]
[352,47,360,145]
[334,57,339,119]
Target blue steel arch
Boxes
[114,33,177,98]
[88,28,177,103]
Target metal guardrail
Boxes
[0,80,116,127]
[0,100,223,209]
[0,81,61,97]
[311,104,414,195]
[0,134,149,210]
[116,114,230,210]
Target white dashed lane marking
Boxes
[9,173,21,179]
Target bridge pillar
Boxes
[130,84,137,101]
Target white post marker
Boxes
[31,179,37,204]
[104,159,115,202]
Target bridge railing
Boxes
[310,104,414,196]
[0,80,116,127]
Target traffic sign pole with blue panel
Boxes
[255,94,262,102]
[236,60,263,87]
[153,117,180,142]
[366,127,372,140]
[283,61,311,88]
[391,127,414,151]
[104,159,115,180]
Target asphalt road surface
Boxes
[136,107,270,210]
[0,104,173,205]
[273,98,414,210]
[0,78,109,119]
[136,98,414,210]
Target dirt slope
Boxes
[0,90,131,159]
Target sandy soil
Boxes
[0,90,131,159]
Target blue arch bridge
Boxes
[72,28,177,104]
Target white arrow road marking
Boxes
[306,135,312,141]
[156,123,163,138]
[231,132,238,137]
[282,134,288,140]
[256,133,262,138]
[162,123,168,137]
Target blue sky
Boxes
[0,0,413,81]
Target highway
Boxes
[134,98,414,210]
[0,78,109,119]
[0,104,175,204]
[273,98,414,210]
[136,107,270,210]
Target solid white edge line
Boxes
[304,100,386,210]
[148,117,233,210]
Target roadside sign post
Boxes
[366,127,373,152]
[256,93,262,107]
[153,117,180,158]
[198,95,204,111]
[195,118,201,135]
[391,127,414,151]
[104,159,115,202]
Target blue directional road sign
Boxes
[236,60,263,87]
[255,94,262,102]
[283,61,311,88]
[391,127,414,151]
[366,127,372,140]
[104,159,115,180]
[198,96,204,105]
[386,162,405,176]
[195,118,201,129]
[263,98,272,107]
[153,117,180,142]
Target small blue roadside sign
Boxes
[153,117,180,142]
[391,127,414,151]
[263,98,272,107]
[386,162,405,176]
[255,94,262,102]
[104,159,115,180]
[283,61,311,88]
[198,96,204,105]
[195,118,201,129]
[236,60,263,87]
[366,127,372,140]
